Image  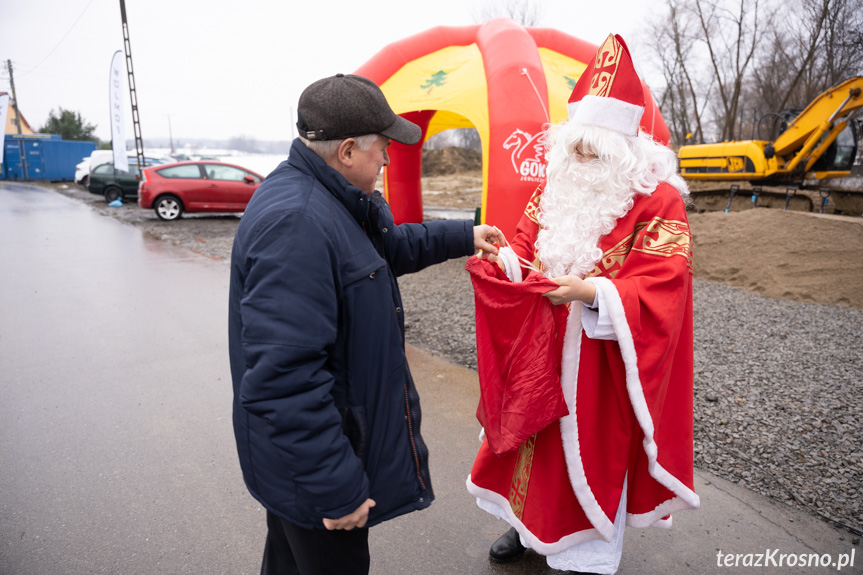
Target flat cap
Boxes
[296,74,421,145]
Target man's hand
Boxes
[322,498,376,531]
[543,275,597,306]
[473,225,506,257]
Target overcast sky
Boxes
[1,0,654,144]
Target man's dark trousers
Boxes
[260,510,370,575]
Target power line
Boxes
[16,0,96,78]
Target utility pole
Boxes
[5,60,22,135]
[5,59,29,178]
[118,0,144,171]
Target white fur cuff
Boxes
[498,246,523,283]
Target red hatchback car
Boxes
[138,161,265,220]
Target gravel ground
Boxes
[48,181,863,540]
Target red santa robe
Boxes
[467,181,699,555]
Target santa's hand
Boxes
[473,225,506,256]
[543,275,596,305]
[322,498,376,531]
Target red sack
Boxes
[466,256,569,455]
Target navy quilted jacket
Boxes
[228,139,474,529]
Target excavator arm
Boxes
[678,77,863,186]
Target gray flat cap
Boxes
[296,74,421,145]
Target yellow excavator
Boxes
[677,76,863,215]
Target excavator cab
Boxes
[810,117,859,173]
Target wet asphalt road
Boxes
[1,183,854,575]
[0,182,509,575]
[0,183,263,574]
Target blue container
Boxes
[1,135,97,181]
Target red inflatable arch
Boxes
[355,19,669,238]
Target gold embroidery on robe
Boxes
[586,223,646,279]
[586,217,692,278]
[523,186,543,224]
[632,218,693,273]
[508,434,537,520]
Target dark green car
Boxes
[87,162,144,202]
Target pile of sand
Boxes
[422,147,482,176]
[689,209,863,308]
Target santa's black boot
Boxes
[489,527,526,563]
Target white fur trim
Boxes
[466,475,606,555]
[651,516,673,529]
[497,246,522,283]
[567,95,644,136]
[628,510,674,529]
[557,305,616,541]
[584,276,701,521]
[626,497,693,528]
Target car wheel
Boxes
[155,195,183,221]
[104,186,123,203]
[81,176,89,188]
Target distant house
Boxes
[1,92,96,181]
[3,91,36,135]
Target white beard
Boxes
[536,159,638,279]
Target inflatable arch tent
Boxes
[355,18,669,238]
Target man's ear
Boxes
[336,138,357,168]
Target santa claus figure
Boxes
[467,34,700,574]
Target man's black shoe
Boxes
[489,527,526,563]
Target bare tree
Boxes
[694,0,764,141]
[473,0,543,26]
[640,0,715,146]
[641,0,863,145]
[745,0,863,140]
[424,128,482,151]
[810,0,863,89]
[644,6,689,144]
[453,128,482,151]
[754,0,832,114]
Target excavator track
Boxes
[688,187,815,213]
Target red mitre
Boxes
[567,34,645,136]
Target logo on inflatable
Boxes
[503,129,546,183]
[420,70,449,94]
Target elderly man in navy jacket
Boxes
[228,74,503,575]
